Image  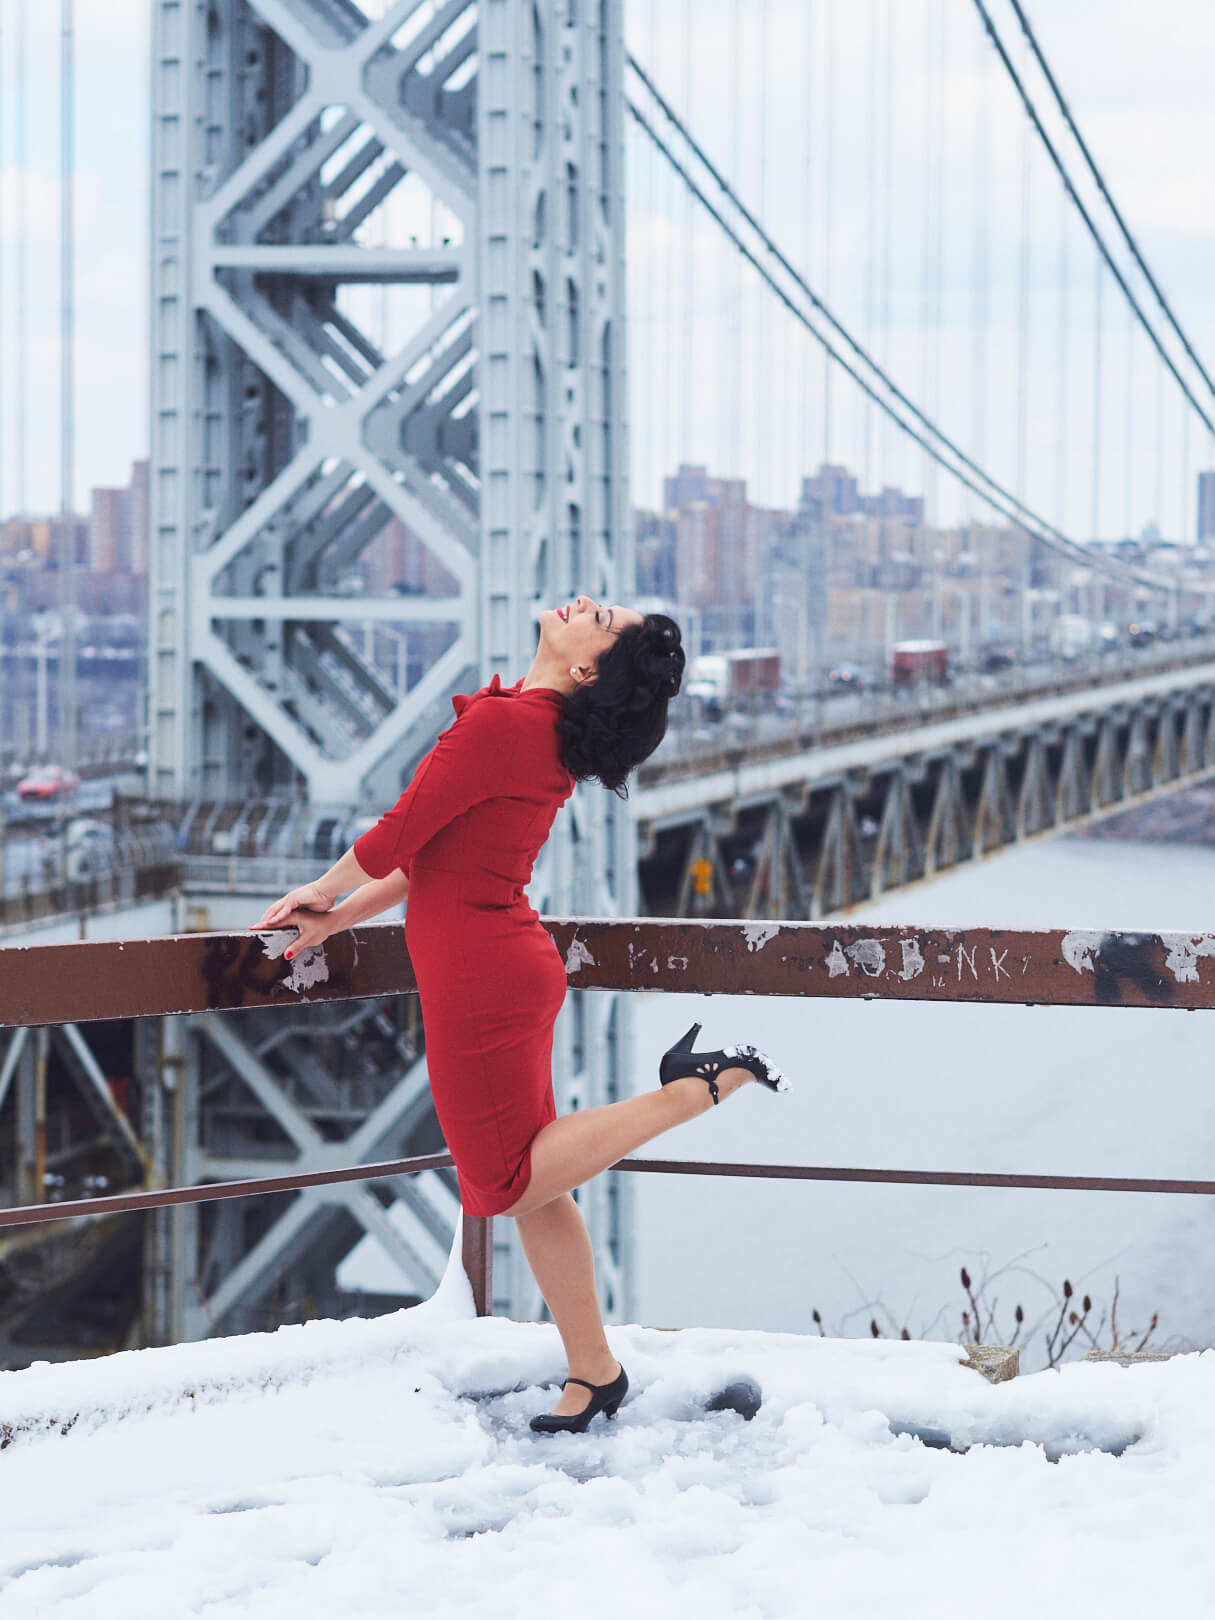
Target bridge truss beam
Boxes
[640,685,1215,921]
[147,0,634,1337]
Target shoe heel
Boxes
[605,1401,622,1419]
[672,1022,701,1053]
[659,1022,703,1088]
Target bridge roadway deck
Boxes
[634,656,1215,824]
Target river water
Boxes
[631,831,1215,1366]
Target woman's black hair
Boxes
[556,612,685,796]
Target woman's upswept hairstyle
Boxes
[556,612,685,795]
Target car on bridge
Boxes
[979,646,1015,673]
[826,662,866,692]
[17,764,80,801]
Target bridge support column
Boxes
[1123,711,1150,798]
[746,797,809,919]
[814,782,865,914]
[925,755,968,876]
[973,743,1016,856]
[13,1030,42,1208]
[1055,728,1090,822]
[870,767,925,899]
[1090,718,1119,811]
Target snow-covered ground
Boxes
[3,1247,1215,1619]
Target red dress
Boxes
[353,675,575,1216]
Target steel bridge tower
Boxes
[146,0,635,1338]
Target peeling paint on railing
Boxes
[6,917,1215,1029]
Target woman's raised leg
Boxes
[502,1066,752,1220]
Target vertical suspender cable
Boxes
[1091,257,1104,545]
[800,4,817,675]
[918,0,934,529]
[680,0,693,480]
[755,0,769,525]
[821,0,835,470]
[0,0,5,535]
[1015,86,1031,511]
[880,0,894,493]
[662,11,676,505]
[59,0,76,768]
[1182,398,1192,547]
[1124,306,1134,542]
[1055,181,1068,536]
[15,0,28,531]
[1015,29,1032,652]
[728,0,742,485]
[799,3,814,494]
[862,0,878,498]
[639,0,658,513]
[970,11,989,527]
[879,0,896,655]
[931,0,945,533]
[778,1,794,523]
[1154,359,1165,548]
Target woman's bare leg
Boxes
[502,1068,753,1220]
[514,1193,620,1417]
[507,1069,754,1417]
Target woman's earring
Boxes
[570,667,580,681]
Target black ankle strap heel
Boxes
[529,1365,629,1434]
[658,1023,790,1102]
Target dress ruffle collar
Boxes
[451,673,565,718]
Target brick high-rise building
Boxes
[88,460,150,573]
[90,488,125,573]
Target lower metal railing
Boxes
[3,915,1215,1319]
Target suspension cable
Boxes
[968,0,1215,441]
[1005,0,1215,407]
[628,96,1161,593]
[626,55,1172,595]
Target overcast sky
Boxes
[1,0,1213,541]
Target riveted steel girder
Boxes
[148,0,634,1334]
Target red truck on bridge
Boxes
[891,639,949,686]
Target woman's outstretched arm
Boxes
[252,864,409,958]
[323,868,410,930]
[252,845,377,931]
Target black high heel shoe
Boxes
[529,1364,629,1434]
[658,1022,790,1103]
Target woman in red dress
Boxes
[255,596,786,1433]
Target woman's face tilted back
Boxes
[539,595,645,683]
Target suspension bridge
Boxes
[2,0,1214,1359]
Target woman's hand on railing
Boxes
[280,906,338,958]
[253,880,335,931]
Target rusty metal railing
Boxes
[4,916,1215,1318]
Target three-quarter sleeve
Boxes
[353,700,521,879]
